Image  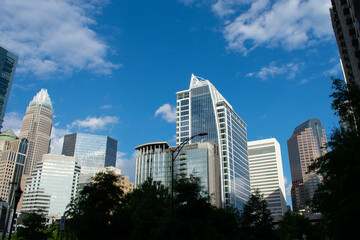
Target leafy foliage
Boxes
[65,171,124,240]
[240,189,275,240]
[308,78,360,239]
[277,211,323,240]
[16,212,51,240]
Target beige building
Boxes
[97,166,134,194]
[0,130,28,206]
[18,89,53,175]
[287,118,327,210]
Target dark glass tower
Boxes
[0,46,18,130]
[62,133,118,183]
[287,118,327,210]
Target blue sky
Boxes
[1,0,342,205]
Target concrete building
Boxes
[0,46,18,130]
[287,118,327,210]
[62,133,117,184]
[248,138,287,220]
[0,130,28,205]
[18,89,53,175]
[330,0,360,87]
[135,141,221,207]
[176,74,249,209]
[21,154,80,219]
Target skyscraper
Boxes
[135,141,221,207]
[22,154,80,218]
[330,0,360,87]
[176,74,250,209]
[248,138,287,220]
[62,133,118,183]
[287,118,327,210]
[0,46,19,130]
[18,89,53,175]
[0,130,28,203]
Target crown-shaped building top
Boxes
[30,89,52,108]
[189,73,232,110]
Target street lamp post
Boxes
[8,186,22,240]
[170,132,208,240]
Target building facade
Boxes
[287,118,327,210]
[248,138,287,220]
[0,46,18,130]
[22,154,80,218]
[330,0,360,87]
[135,141,221,207]
[176,74,249,209]
[0,130,28,204]
[62,133,117,184]
[18,89,53,175]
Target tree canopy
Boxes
[308,77,360,239]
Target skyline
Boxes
[0,0,342,206]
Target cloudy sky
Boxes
[1,0,342,206]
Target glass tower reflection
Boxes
[62,133,118,183]
[176,74,250,209]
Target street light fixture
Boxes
[8,186,22,240]
[170,132,208,240]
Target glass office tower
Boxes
[287,118,327,210]
[62,133,117,183]
[176,74,250,209]
[135,141,221,207]
[0,46,18,130]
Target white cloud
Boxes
[247,62,301,81]
[2,112,23,135]
[0,0,120,77]
[155,103,177,123]
[71,116,119,131]
[100,104,113,109]
[180,0,332,54]
[50,125,72,155]
[297,79,309,85]
[221,0,332,53]
[116,151,136,182]
[284,177,292,202]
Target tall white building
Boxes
[248,138,287,220]
[176,74,249,209]
[18,89,53,175]
[22,154,80,219]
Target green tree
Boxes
[173,175,239,240]
[121,177,170,240]
[16,212,50,240]
[308,77,360,239]
[65,171,124,240]
[277,211,322,240]
[240,190,275,240]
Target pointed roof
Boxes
[189,74,233,110]
[0,129,18,141]
[30,89,52,108]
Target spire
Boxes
[30,89,52,108]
